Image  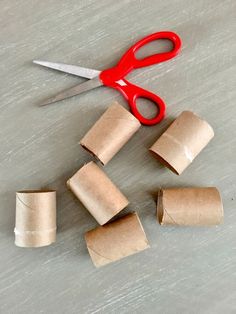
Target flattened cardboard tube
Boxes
[85,212,150,267]
[157,187,224,226]
[149,111,214,175]
[15,190,56,247]
[80,101,141,165]
[67,161,129,225]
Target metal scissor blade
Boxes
[39,76,103,107]
[33,60,101,79]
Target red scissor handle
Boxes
[109,78,165,125]
[118,31,181,77]
[100,31,181,125]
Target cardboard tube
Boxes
[149,111,214,174]
[15,190,56,247]
[67,161,129,225]
[80,102,141,165]
[157,187,224,226]
[85,212,150,267]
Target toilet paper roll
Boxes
[149,111,214,174]
[80,102,141,165]
[67,161,129,225]
[85,212,150,267]
[15,190,56,247]
[157,187,224,226]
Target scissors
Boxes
[34,31,181,125]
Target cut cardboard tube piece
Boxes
[149,111,214,174]
[67,161,129,225]
[85,212,150,267]
[157,187,224,226]
[15,190,56,247]
[80,101,141,165]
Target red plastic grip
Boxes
[100,31,181,125]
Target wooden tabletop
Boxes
[1,0,235,313]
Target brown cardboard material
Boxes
[80,102,141,165]
[15,190,56,247]
[149,111,214,174]
[157,187,224,226]
[67,161,129,225]
[85,212,150,267]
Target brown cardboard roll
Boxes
[67,161,129,225]
[15,190,56,247]
[85,212,150,267]
[80,101,141,165]
[149,111,214,174]
[157,187,224,226]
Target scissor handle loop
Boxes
[114,79,165,126]
[117,31,181,76]
[100,31,181,84]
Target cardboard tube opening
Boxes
[15,190,56,247]
[157,187,224,226]
[67,161,129,225]
[157,190,164,223]
[80,143,104,165]
[80,102,141,165]
[149,111,214,175]
[17,190,56,193]
[85,212,150,268]
[150,150,179,174]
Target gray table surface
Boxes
[1,1,235,313]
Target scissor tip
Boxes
[33,60,47,66]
